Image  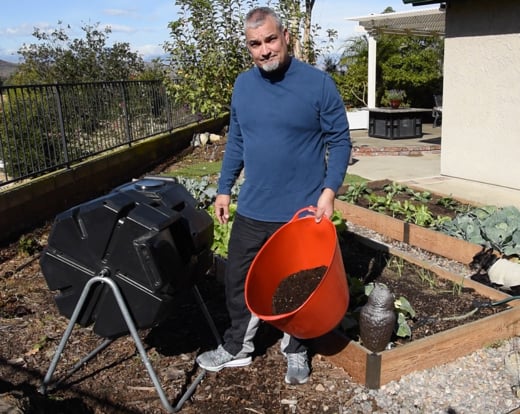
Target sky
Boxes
[0,0,436,63]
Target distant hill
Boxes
[0,60,19,79]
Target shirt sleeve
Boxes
[217,100,244,195]
[320,74,352,193]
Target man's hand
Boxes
[315,188,336,222]
[214,194,232,224]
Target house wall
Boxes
[441,0,520,190]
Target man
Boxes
[196,6,351,385]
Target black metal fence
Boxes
[0,80,200,187]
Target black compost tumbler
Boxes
[40,176,214,338]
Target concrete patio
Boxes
[347,124,520,209]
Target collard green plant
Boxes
[175,175,218,209]
[436,205,520,257]
[174,175,241,256]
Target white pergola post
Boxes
[367,34,377,108]
[348,8,445,109]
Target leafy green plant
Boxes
[174,175,218,209]
[330,210,348,234]
[18,235,40,257]
[410,204,435,227]
[406,188,432,203]
[436,205,520,257]
[339,181,472,232]
[383,182,406,197]
[387,256,405,278]
[385,89,406,101]
[172,175,242,209]
[394,296,415,338]
[364,192,393,213]
[207,204,237,257]
[416,268,437,289]
[452,276,465,296]
[437,196,458,210]
[337,182,371,204]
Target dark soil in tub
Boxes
[272,266,327,314]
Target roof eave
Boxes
[403,0,443,5]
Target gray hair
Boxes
[245,7,284,32]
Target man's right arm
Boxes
[217,95,245,188]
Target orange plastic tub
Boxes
[245,207,349,339]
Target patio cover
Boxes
[347,8,445,37]
[346,8,445,108]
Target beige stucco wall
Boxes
[441,0,520,190]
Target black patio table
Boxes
[368,107,431,139]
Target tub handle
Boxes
[290,206,318,222]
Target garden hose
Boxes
[414,296,520,326]
[472,295,520,309]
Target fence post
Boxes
[53,85,70,167]
[0,90,9,182]
[162,84,174,131]
[119,82,133,144]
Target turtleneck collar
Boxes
[257,56,293,82]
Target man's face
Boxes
[245,15,290,72]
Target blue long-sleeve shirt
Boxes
[218,57,351,222]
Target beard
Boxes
[260,59,280,72]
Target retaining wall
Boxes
[0,116,229,244]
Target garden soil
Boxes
[0,139,508,413]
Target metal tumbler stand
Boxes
[39,270,222,413]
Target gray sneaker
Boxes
[196,345,252,372]
[285,352,310,385]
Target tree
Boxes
[333,7,443,108]
[164,0,255,118]
[11,21,145,85]
[277,0,336,65]
[332,35,369,107]
[164,0,336,117]
[378,34,443,108]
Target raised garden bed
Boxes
[335,199,482,264]
[336,180,484,264]
[313,233,520,389]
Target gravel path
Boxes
[343,223,520,414]
[348,339,520,413]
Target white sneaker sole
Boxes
[197,356,252,372]
[284,375,309,385]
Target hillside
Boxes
[0,59,19,79]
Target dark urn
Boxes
[359,283,397,353]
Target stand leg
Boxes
[40,275,224,413]
[40,276,109,395]
[192,285,222,346]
